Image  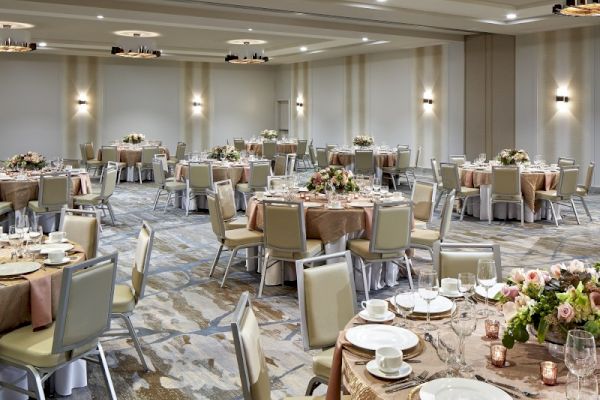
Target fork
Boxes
[382,370,428,388]
[475,374,539,398]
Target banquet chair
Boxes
[347,201,414,300]
[214,179,248,230]
[62,159,80,168]
[449,155,467,165]
[316,147,329,169]
[186,162,214,216]
[382,148,411,190]
[136,146,159,184]
[490,166,524,226]
[397,144,410,150]
[308,143,317,170]
[431,158,444,209]
[28,172,71,228]
[409,146,422,180]
[411,190,456,258]
[79,143,103,177]
[59,207,100,259]
[168,142,187,166]
[236,161,271,208]
[259,200,324,298]
[286,153,297,175]
[296,251,357,395]
[106,222,154,371]
[207,193,263,287]
[99,146,125,184]
[558,157,576,167]
[273,154,287,176]
[0,202,13,222]
[0,254,118,400]
[440,162,479,221]
[411,181,436,228]
[433,242,501,280]
[296,139,311,170]
[233,138,246,152]
[73,168,118,226]
[354,149,374,176]
[262,141,277,161]
[574,162,595,222]
[535,166,580,226]
[151,161,186,213]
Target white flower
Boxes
[568,259,586,274]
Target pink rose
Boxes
[525,270,543,285]
[501,285,520,301]
[511,268,525,283]
[550,264,563,279]
[590,292,600,312]
[557,303,575,323]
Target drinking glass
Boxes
[566,372,598,400]
[565,329,597,399]
[451,301,477,371]
[477,259,497,318]
[418,270,439,332]
[8,226,22,260]
[392,289,415,328]
[372,177,381,193]
[458,272,476,302]
[437,329,460,377]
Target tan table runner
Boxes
[245,143,297,157]
[97,147,170,167]
[0,176,86,210]
[175,163,250,186]
[329,152,397,168]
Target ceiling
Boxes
[0,0,596,64]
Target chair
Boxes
[236,161,271,208]
[59,207,100,259]
[108,222,154,371]
[489,166,524,226]
[136,146,159,184]
[233,138,246,152]
[316,147,329,169]
[449,155,467,165]
[273,154,287,176]
[308,143,317,170]
[296,139,311,170]
[431,158,444,209]
[207,193,263,287]
[440,162,479,221]
[382,148,411,190]
[0,202,13,221]
[412,190,455,258]
[574,162,595,222]
[558,157,576,167]
[73,168,118,226]
[62,159,80,168]
[168,142,187,166]
[79,143,103,176]
[354,149,374,176]
[433,242,501,280]
[28,173,71,228]
[410,146,422,179]
[259,200,324,298]
[262,141,277,160]
[0,254,118,400]
[535,166,581,226]
[286,153,297,175]
[151,161,186,213]
[347,201,414,300]
[412,181,436,228]
[100,146,126,183]
[214,179,248,230]
[186,162,214,216]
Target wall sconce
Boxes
[192,96,202,115]
[556,87,569,111]
[76,93,89,113]
[423,90,434,112]
[296,96,304,115]
[296,101,304,108]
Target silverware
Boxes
[382,370,428,388]
[354,359,421,366]
[384,371,441,393]
[475,374,538,398]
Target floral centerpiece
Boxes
[500,260,600,349]
[497,149,530,166]
[306,168,359,194]
[5,152,46,171]
[123,132,146,144]
[353,135,374,148]
[260,130,278,140]
[208,145,240,162]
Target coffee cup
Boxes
[441,277,458,293]
[376,346,404,374]
[48,231,65,243]
[48,249,65,263]
[255,192,265,200]
[361,299,388,318]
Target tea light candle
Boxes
[490,344,507,367]
[485,319,500,339]
[540,361,558,385]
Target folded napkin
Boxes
[325,332,344,400]
[23,273,52,331]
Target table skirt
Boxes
[0,361,87,399]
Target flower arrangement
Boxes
[500,260,600,349]
[260,130,278,140]
[123,132,146,144]
[306,168,360,194]
[208,145,240,162]
[353,135,374,147]
[497,149,530,166]
[5,152,46,170]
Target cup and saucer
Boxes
[439,278,463,298]
[44,249,70,266]
[359,299,395,323]
[366,346,412,380]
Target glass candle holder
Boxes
[490,344,507,367]
[485,319,500,339]
[540,361,558,386]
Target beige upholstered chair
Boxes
[0,254,118,400]
[259,200,324,298]
[382,149,411,190]
[316,147,329,169]
[108,222,154,371]
[412,190,456,258]
[296,139,310,170]
[152,161,186,213]
[136,146,159,184]
[207,193,263,287]
[296,251,357,395]
[186,162,214,216]
[406,146,421,184]
[168,142,187,166]
[347,201,414,300]
[236,161,271,208]
[273,154,287,176]
[262,141,277,160]
[433,242,501,280]
[535,166,580,226]
[308,143,317,169]
[99,146,126,183]
[558,157,576,167]
[28,173,71,227]
[215,179,248,230]
[431,158,444,209]
[0,202,12,221]
[59,207,100,259]
[233,138,246,152]
[440,162,479,221]
[285,153,297,175]
[574,162,595,222]
[63,159,80,168]
[354,149,374,176]
[449,155,467,166]
[411,181,436,228]
[79,143,103,176]
[73,168,118,225]
[489,166,523,226]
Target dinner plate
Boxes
[303,202,323,208]
[349,201,374,208]
[419,378,511,400]
[43,257,71,266]
[0,262,41,277]
[345,325,419,351]
[358,310,395,323]
[439,289,463,298]
[366,360,412,380]
[326,205,344,210]
[396,294,454,314]
[40,243,73,254]
[475,283,504,299]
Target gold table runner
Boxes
[175,163,250,186]
[0,176,85,210]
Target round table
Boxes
[96,146,170,167]
[245,142,297,157]
[175,162,249,187]
[329,151,397,169]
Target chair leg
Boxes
[305,377,323,396]
[389,173,397,191]
[164,192,172,213]
[185,191,190,217]
[434,191,443,211]
[24,365,45,400]
[153,189,162,211]
[571,199,581,225]
[580,197,593,222]
[138,167,143,184]
[360,259,370,301]
[97,343,118,399]
[404,255,414,290]
[488,199,492,225]
[209,244,224,277]
[520,200,524,227]
[548,201,559,227]
[221,248,238,288]
[460,196,468,221]
[106,202,116,226]
[258,255,271,298]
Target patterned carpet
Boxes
[62,174,600,399]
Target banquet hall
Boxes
[1,0,600,399]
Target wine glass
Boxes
[393,289,415,328]
[566,372,599,400]
[477,259,497,318]
[8,225,22,260]
[372,176,381,193]
[458,272,476,302]
[451,301,477,371]
[565,329,597,399]
[437,329,460,377]
[418,270,439,332]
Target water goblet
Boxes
[418,270,439,332]
[458,272,476,301]
[392,289,415,328]
[372,177,381,193]
[437,329,460,377]
[565,329,597,399]
[451,301,477,372]
[477,259,497,318]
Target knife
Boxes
[475,374,538,398]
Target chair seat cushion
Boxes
[268,239,323,260]
[381,167,408,173]
[73,194,102,206]
[492,194,522,202]
[236,183,252,193]
[225,216,248,230]
[112,284,136,314]
[165,182,186,192]
[86,160,103,166]
[224,228,264,248]
[28,201,63,213]
[413,220,427,230]
[535,190,560,201]
[411,229,440,248]
[0,202,12,216]
[347,239,403,261]
[108,162,126,169]
[313,346,334,380]
[458,187,480,197]
[576,186,587,197]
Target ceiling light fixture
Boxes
[225,40,268,64]
[0,23,36,53]
[553,0,600,16]
[300,46,308,52]
[97,15,104,19]
[506,13,517,19]
[376,0,387,2]
[362,37,369,42]
[247,28,253,31]
[38,42,47,47]
[111,32,161,59]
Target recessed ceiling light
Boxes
[300,46,308,52]
[362,37,369,42]
[97,15,104,19]
[506,13,517,20]
[368,40,390,45]
[114,30,161,38]
[247,28,253,31]
[0,21,34,29]
[228,39,266,45]
[38,42,47,47]
[309,50,324,54]
[376,0,387,2]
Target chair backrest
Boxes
[440,162,461,192]
[267,176,291,192]
[439,190,456,241]
[558,157,576,167]
[215,179,237,220]
[100,168,118,199]
[431,158,441,184]
[273,155,287,176]
[130,221,154,302]
[309,144,317,165]
[397,144,410,150]
[296,139,308,156]
[285,154,297,175]
[316,147,328,169]
[175,142,187,160]
[141,146,159,165]
[263,200,306,254]
[433,242,501,280]
[326,144,337,154]
[370,201,412,254]
[39,173,70,209]
[52,253,118,354]
[233,139,246,152]
[59,208,101,259]
[295,251,357,350]
[262,141,277,160]
[396,149,411,170]
[154,153,168,172]
[80,143,94,161]
[491,166,521,197]
[248,161,271,190]
[414,146,422,168]
[188,162,213,191]
[152,161,166,187]
[207,192,226,241]
[231,292,272,400]
[354,150,374,174]
[557,166,580,198]
[101,146,119,163]
[79,144,88,164]
[412,181,436,223]
[63,159,80,168]
[582,162,595,192]
[449,155,466,166]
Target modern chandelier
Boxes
[553,0,600,16]
[225,40,268,64]
[0,23,36,53]
[111,32,161,59]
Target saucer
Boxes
[366,360,412,380]
[44,257,71,266]
[326,205,344,210]
[45,238,69,244]
[439,289,463,298]
[359,310,395,323]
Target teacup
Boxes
[441,277,458,293]
[48,231,66,243]
[48,249,65,263]
[376,346,404,374]
[361,299,388,318]
[255,192,265,200]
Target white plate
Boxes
[345,325,419,351]
[45,238,69,244]
[326,205,344,210]
[396,294,454,314]
[358,310,395,323]
[0,262,41,277]
[303,202,323,208]
[349,201,373,208]
[40,243,73,254]
[439,289,463,298]
[366,360,412,380]
[419,378,511,400]
[0,234,9,243]
[43,257,71,266]
[475,283,504,299]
